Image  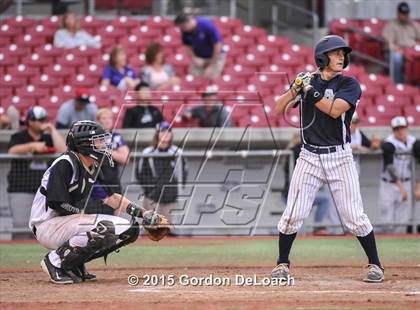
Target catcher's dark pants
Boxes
[35,214,134,268]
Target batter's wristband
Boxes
[126,203,145,218]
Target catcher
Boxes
[29,120,170,284]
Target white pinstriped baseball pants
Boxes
[277,144,373,237]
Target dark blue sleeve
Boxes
[102,65,112,80]
[205,20,222,44]
[182,32,192,46]
[334,77,362,107]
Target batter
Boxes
[272,35,384,283]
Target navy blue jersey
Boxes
[300,73,361,146]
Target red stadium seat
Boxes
[343,64,366,79]
[221,43,243,59]
[131,25,160,41]
[359,73,391,90]
[283,44,314,64]
[51,84,76,100]
[158,34,182,50]
[404,105,420,126]
[329,18,359,38]
[404,44,420,84]
[360,83,383,101]
[0,74,25,88]
[91,53,110,67]
[68,74,97,88]
[375,94,412,107]
[39,94,65,108]
[96,35,117,50]
[224,35,254,49]
[236,83,271,97]
[249,74,280,91]
[118,34,148,52]
[97,25,125,40]
[179,74,207,92]
[272,52,302,73]
[57,53,87,68]
[112,16,142,29]
[166,52,190,75]
[214,16,243,30]
[79,16,107,34]
[0,51,18,67]
[5,16,36,30]
[34,44,63,59]
[144,16,172,31]
[386,83,419,101]
[15,34,45,49]
[41,15,62,30]
[31,74,61,89]
[250,107,278,127]
[2,95,36,110]
[223,64,255,80]
[246,44,277,59]
[7,64,40,79]
[90,85,122,103]
[257,34,290,52]
[233,25,266,41]
[236,53,268,68]
[364,104,401,118]
[15,84,49,99]
[71,45,100,58]
[128,52,146,68]
[361,115,394,126]
[0,23,21,40]
[0,87,13,99]
[213,74,246,90]
[43,64,76,79]
[27,25,56,43]
[21,53,51,68]
[294,63,317,75]
[79,64,103,80]
[0,36,11,47]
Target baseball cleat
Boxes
[72,264,97,282]
[40,255,75,284]
[271,263,290,279]
[363,264,384,283]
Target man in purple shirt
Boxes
[175,14,226,80]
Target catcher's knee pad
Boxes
[86,221,140,263]
[57,220,119,270]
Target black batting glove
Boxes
[126,202,145,218]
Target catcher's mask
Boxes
[66,120,114,167]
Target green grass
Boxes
[0,237,419,270]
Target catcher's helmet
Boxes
[314,35,352,69]
[66,120,113,167]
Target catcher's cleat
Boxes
[271,263,290,279]
[72,264,97,282]
[40,255,76,284]
[363,264,384,283]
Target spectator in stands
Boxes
[53,11,100,49]
[56,87,98,129]
[382,2,420,84]
[136,121,187,223]
[140,42,181,90]
[0,109,11,129]
[7,107,66,238]
[350,112,381,174]
[101,45,140,90]
[85,108,130,215]
[183,85,233,127]
[123,82,164,128]
[175,14,225,80]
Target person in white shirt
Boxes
[53,11,100,49]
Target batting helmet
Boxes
[66,120,113,167]
[314,35,352,69]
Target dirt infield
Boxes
[1,265,419,310]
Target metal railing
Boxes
[1,149,419,237]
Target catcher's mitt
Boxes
[142,211,171,241]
